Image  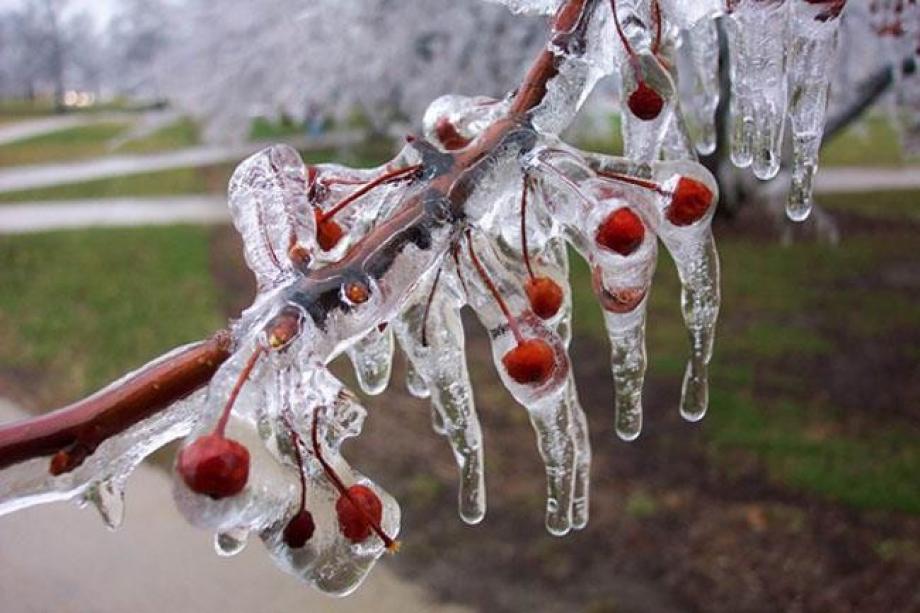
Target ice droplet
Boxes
[215,527,249,557]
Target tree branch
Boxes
[0,0,597,474]
[823,55,917,144]
[0,330,232,473]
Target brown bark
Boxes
[0,331,232,473]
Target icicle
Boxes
[393,266,486,525]
[405,360,431,399]
[725,0,789,178]
[82,476,126,530]
[651,161,720,421]
[461,231,575,534]
[786,1,846,220]
[528,395,577,536]
[564,377,591,530]
[682,17,721,155]
[346,326,395,396]
[586,186,658,440]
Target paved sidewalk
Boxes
[0,197,228,234]
[0,399,473,613]
[813,166,920,193]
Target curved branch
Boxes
[0,330,232,473]
[823,55,917,144]
[0,0,598,475]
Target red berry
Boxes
[336,485,384,543]
[314,209,344,251]
[627,81,664,121]
[434,117,471,150]
[525,276,564,320]
[502,338,555,385]
[665,177,713,226]
[177,434,250,499]
[283,510,316,548]
[595,207,645,256]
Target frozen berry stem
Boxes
[317,164,423,223]
[214,347,264,437]
[281,413,315,548]
[610,0,665,121]
[420,264,444,347]
[519,175,536,280]
[466,229,524,345]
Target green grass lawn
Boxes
[0,226,224,407]
[822,116,919,167]
[113,117,201,154]
[0,116,201,167]
[0,122,130,166]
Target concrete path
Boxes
[0,399,473,613]
[0,113,135,146]
[814,166,920,194]
[0,197,228,234]
[0,131,364,194]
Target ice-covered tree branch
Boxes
[0,0,913,601]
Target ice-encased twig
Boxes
[229,144,315,291]
[0,339,218,522]
[461,231,577,534]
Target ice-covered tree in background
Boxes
[158,0,547,140]
[0,0,105,105]
[103,0,173,100]
[0,0,917,602]
[156,0,919,221]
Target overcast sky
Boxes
[0,0,119,26]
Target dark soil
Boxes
[345,332,920,613]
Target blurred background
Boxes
[0,1,917,612]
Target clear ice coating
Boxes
[0,0,869,600]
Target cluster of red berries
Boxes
[176,344,396,552]
[177,425,393,551]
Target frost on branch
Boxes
[0,0,869,599]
